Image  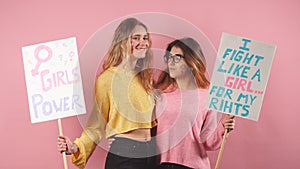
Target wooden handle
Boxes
[58,119,69,169]
[215,129,229,169]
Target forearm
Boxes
[203,122,225,151]
[71,131,98,168]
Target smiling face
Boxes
[130,25,149,59]
[168,46,191,79]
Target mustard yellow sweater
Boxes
[71,67,156,168]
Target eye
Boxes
[143,36,149,41]
[132,36,139,41]
[174,56,181,62]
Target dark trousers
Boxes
[157,163,193,169]
[105,137,159,169]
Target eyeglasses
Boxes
[164,53,185,63]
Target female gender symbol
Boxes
[31,45,52,76]
[69,51,74,61]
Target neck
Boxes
[175,74,197,90]
[118,55,138,71]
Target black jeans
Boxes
[105,137,159,169]
[157,163,193,169]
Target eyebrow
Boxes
[169,53,183,56]
[132,33,149,37]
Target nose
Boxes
[168,59,175,66]
[139,38,148,46]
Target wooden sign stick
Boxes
[58,118,69,169]
[214,128,229,169]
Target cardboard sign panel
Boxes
[22,37,86,123]
[206,33,276,121]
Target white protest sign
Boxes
[22,37,86,123]
[206,33,276,121]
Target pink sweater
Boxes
[156,88,224,169]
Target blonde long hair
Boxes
[102,18,153,93]
[155,37,210,91]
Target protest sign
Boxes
[206,33,276,121]
[22,37,86,123]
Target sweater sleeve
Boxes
[70,75,110,168]
[200,110,225,151]
[202,122,225,151]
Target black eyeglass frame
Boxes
[164,53,185,63]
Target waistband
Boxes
[109,136,157,158]
[159,163,193,169]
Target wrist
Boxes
[71,143,78,154]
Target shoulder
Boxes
[96,67,116,81]
[95,67,116,91]
[198,88,209,96]
[195,88,210,108]
[96,67,120,85]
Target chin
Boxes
[134,52,146,59]
[169,72,176,79]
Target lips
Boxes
[168,67,176,71]
[136,48,147,51]
[135,48,147,54]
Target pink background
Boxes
[1,0,299,168]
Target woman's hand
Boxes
[57,136,78,155]
[107,138,115,149]
[222,115,235,132]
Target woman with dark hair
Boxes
[57,18,157,169]
[155,37,235,169]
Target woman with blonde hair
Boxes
[58,18,158,169]
[155,37,235,169]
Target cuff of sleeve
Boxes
[70,138,86,169]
